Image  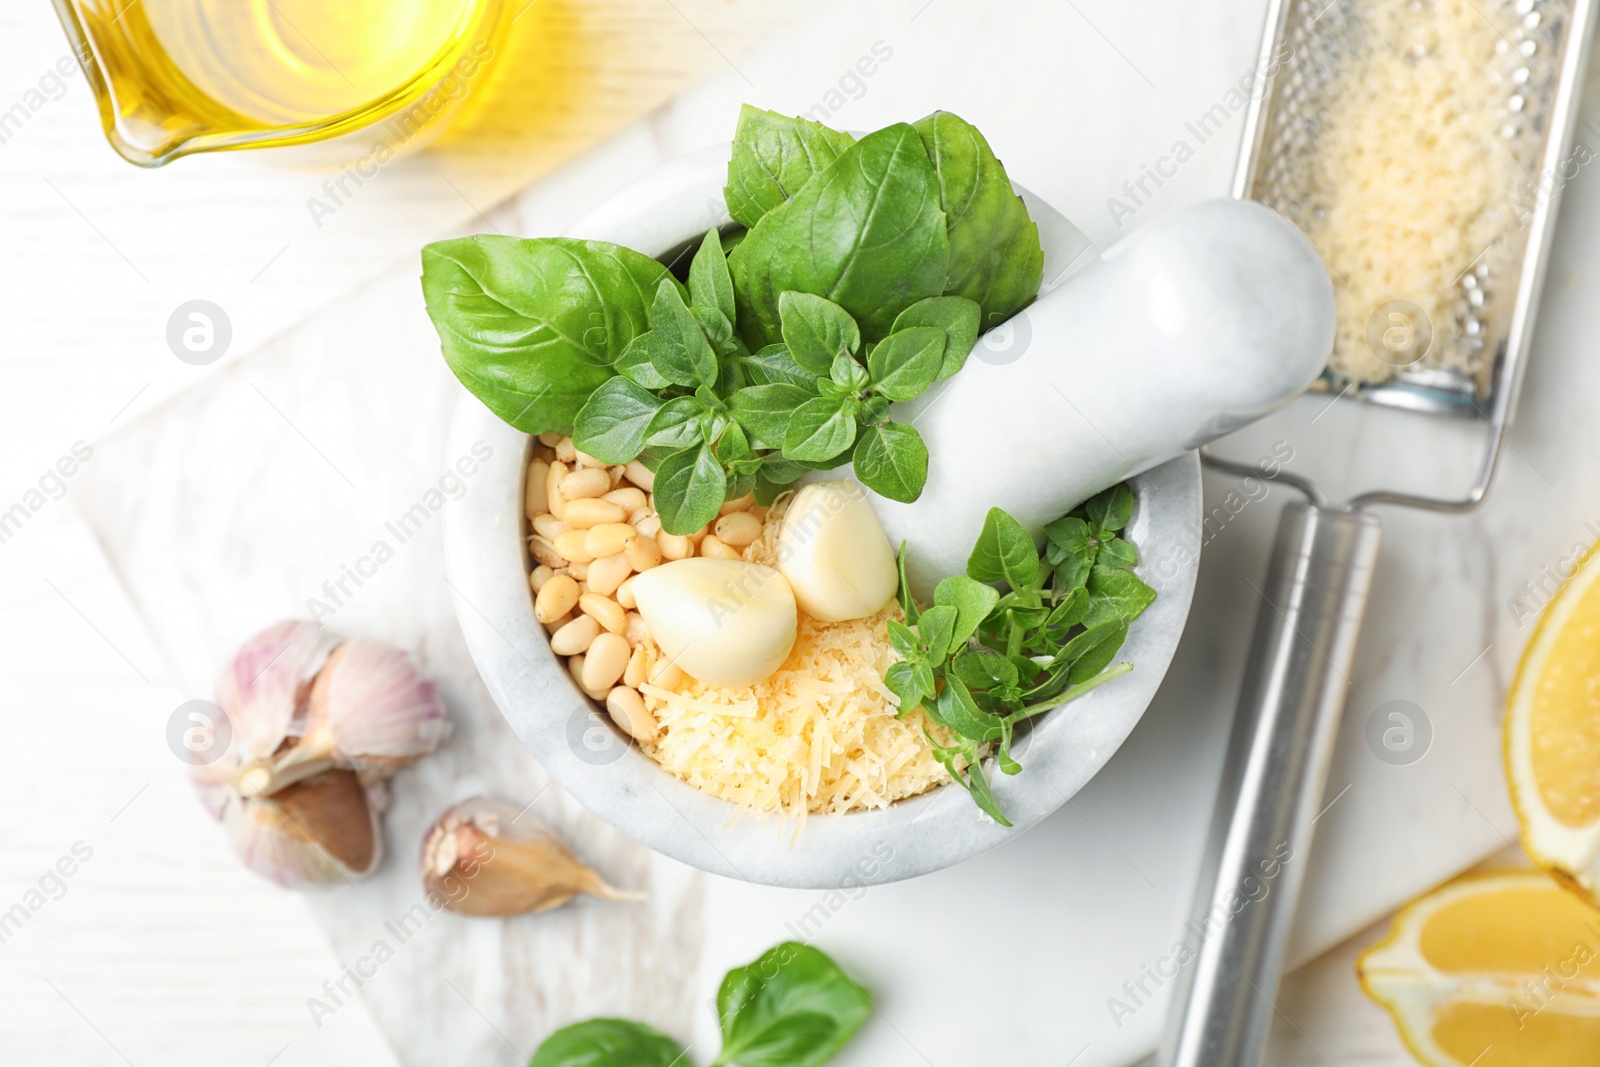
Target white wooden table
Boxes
[3,0,1573,1063]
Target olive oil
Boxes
[53,0,501,165]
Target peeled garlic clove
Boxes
[224,769,382,888]
[629,558,798,687]
[777,480,898,623]
[301,640,451,773]
[421,797,640,917]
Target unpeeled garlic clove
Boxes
[420,797,641,917]
[629,558,798,687]
[777,480,898,623]
[297,640,451,773]
[224,769,383,888]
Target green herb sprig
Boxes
[887,484,1157,824]
[530,941,870,1067]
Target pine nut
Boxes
[538,431,563,447]
[526,461,550,519]
[587,553,632,596]
[648,658,685,690]
[582,632,630,691]
[567,654,606,699]
[529,535,564,569]
[615,575,637,610]
[624,460,655,491]
[542,611,574,633]
[635,513,662,537]
[624,611,651,647]
[606,686,658,743]
[687,524,710,544]
[530,564,554,592]
[714,511,763,548]
[550,614,600,655]
[623,646,648,688]
[623,535,660,572]
[608,465,626,488]
[699,534,742,560]
[565,560,589,581]
[554,436,577,463]
[575,448,607,469]
[546,460,568,519]
[585,522,636,559]
[532,513,570,540]
[534,573,580,623]
[560,467,612,500]
[719,493,755,515]
[658,532,692,560]
[553,529,594,563]
[580,593,627,634]
[604,487,648,513]
[562,498,627,530]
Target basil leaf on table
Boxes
[783,397,858,463]
[689,228,738,324]
[738,344,820,390]
[967,506,1041,588]
[851,422,927,503]
[530,1019,686,1067]
[1081,564,1157,629]
[889,295,982,380]
[654,443,728,535]
[571,376,663,464]
[729,384,813,449]
[614,332,671,390]
[730,123,951,348]
[1084,482,1134,534]
[912,110,1043,328]
[712,942,871,1067]
[650,278,719,388]
[866,326,944,401]
[645,396,709,450]
[933,574,1000,646]
[779,291,861,375]
[724,105,857,229]
[420,236,676,433]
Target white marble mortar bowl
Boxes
[443,144,1202,889]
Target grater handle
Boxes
[1159,500,1382,1067]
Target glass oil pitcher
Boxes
[52,0,504,166]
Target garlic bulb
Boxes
[421,797,641,917]
[192,620,449,888]
[777,480,898,623]
[630,558,798,687]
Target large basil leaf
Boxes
[530,1019,685,1067]
[912,111,1043,328]
[852,422,927,503]
[729,123,950,348]
[890,295,982,380]
[421,236,677,433]
[724,105,856,229]
[715,942,871,1067]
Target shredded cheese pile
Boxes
[638,498,952,822]
[1301,0,1518,384]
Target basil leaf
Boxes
[530,1018,685,1067]
[739,344,819,390]
[783,397,857,462]
[780,291,861,375]
[421,236,675,433]
[967,507,1040,589]
[830,351,869,392]
[650,278,719,388]
[935,677,1005,742]
[962,756,1012,826]
[694,305,736,353]
[890,295,982,380]
[916,604,957,663]
[1098,536,1139,569]
[1063,621,1129,684]
[759,456,807,484]
[654,444,727,535]
[615,333,671,390]
[645,396,708,450]
[572,376,663,464]
[885,660,926,715]
[887,618,921,660]
[716,420,753,466]
[1081,565,1157,629]
[895,542,919,625]
[729,384,812,450]
[1045,585,1089,631]
[689,228,737,323]
[867,326,943,401]
[1044,515,1097,590]
[933,574,1000,646]
[950,645,1017,690]
[912,111,1043,329]
[730,124,951,347]
[1085,483,1134,534]
[714,942,871,1067]
[852,422,928,503]
[724,105,857,229]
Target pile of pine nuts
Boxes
[526,433,769,749]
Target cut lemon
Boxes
[1506,541,1600,902]
[1359,869,1600,1067]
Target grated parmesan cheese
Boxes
[1296,0,1520,384]
[637,496,953,823]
